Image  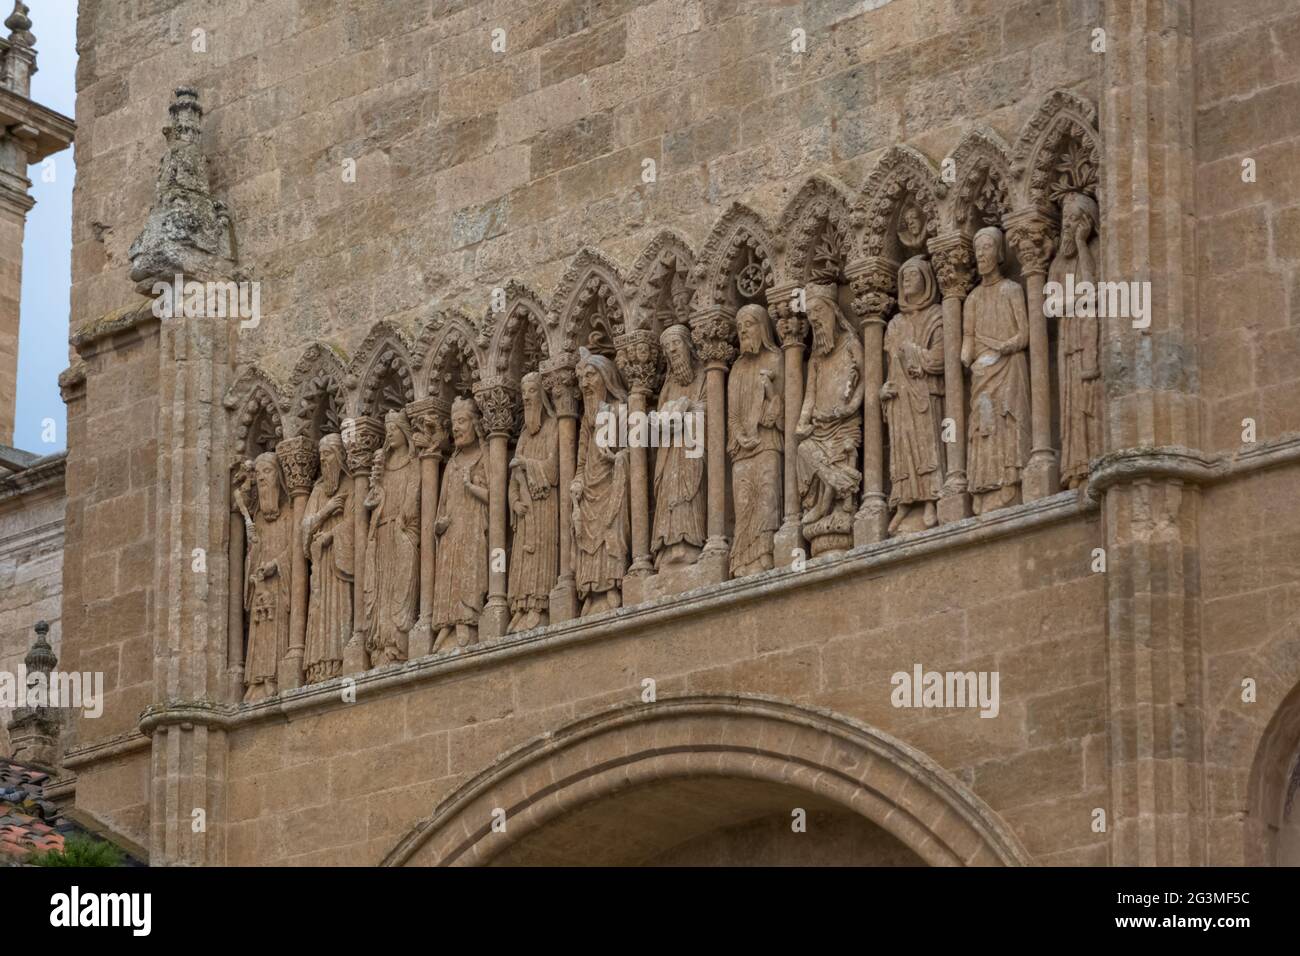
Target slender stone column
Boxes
[614,330,661,602]
[226,464,247,703]
[405,397,449,658]
[474,380,519,640]
[341,415,383,674]
[929,234,976,524]
[1007,209,1060,499]
[690,308,737,575]
[770,294,807,566]
[275,435,317,692]
[542,355,579,623]
[848,257,897,546]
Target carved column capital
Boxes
[770,299,808,349]
[846,257,897,326]
[405,397,450,460]
[928,233,977,300]
[689,309,737,370]
[540,353,581,419]
[342,415,384,476]
[473,380,520,437]
[1005,210,1058,278]
[275,435,319,497]
[614,329,662,396]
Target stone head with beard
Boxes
[659,323,697,385]
[736,303,778,356]
[318,433,345,494]
[805,283,855,355]
[450,396,484,448]
[520,371,553,434]
[1058,192,1099,260]
[577,347,627,422]
[253,451,287,518]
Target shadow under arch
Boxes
[383,694,1032,867]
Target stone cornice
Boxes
[0,451,64,502]
[0,86,75,162]
[1087,434,1300,500]
[69,300,160,359]
[133,490,1095,733]
[59,728,150,770]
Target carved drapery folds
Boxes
[224,88,1103,694]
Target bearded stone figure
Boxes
[796,283,863,555]
[571,348,630,616]
[244,452,292,702]
[882,256,945,534]
[962,226,1032,515]
[302,433,354,684]
[432,397,489,651]
[1050,192,1102,490]
[727,303,783,576]
[652,324,707,568]
[363,409,421,665]
[508,373,558,632]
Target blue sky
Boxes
[15,0,76,452]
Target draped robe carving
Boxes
[363,411,421,666]
[962,227,1031,515]
[244,452,292,702]
[882,256,945,534]
[432,397,490,650]
[303,434,354,684]
[727,304,783,576]
[651,325,707,568]
[508,374,558,632]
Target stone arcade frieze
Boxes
[209,87,1106,703]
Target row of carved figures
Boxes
[230,196,1101,702]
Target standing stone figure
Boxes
[508,373,558,632]
[302,433,354,684]
[431,397,489,651]
[727,303,783,576]
[651,324,707,568]
[244,452,292,702]
[882,256,945,534]
[571,348,630,616]
[962,226,1032,515]
[1050,192,1102,490]
[363,409,421,665]
[796,283,863,553]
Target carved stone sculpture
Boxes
[572,348,630,615]
[508,373,559,632]
[727,303,783,575]
[1049,192,1102,490]
[651,324,707,568]
[962,226,1032,515]
[431,397,489,651]
[882,255,945,534]
[796,284,863,555]
[244,452,292,702]
[363,409,421,665]
[302,433,354,683]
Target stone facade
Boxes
[52,0,1300,865]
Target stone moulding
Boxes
[382,694,1035,867]
[1087,435,1300,500]
[132,489,1092,736]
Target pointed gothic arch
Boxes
[223,366,287,460]
[414,308,486,405]
[547,246,629,357]
[692,202,777,312]
[624,229,698,335]
[776,173,858,286]
[286,341,349,440]
[859,144,947,262]
[349,320,417,416]
[485,280,554,384]
[1010,89,1100,215]
[946,126,1014,234]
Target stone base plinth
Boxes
[548,578,577,624]
[773,520,806,567]
[1022,450,1060,502]
[638,548,728,602]
[341,635,369,676]
[853,495,889,547]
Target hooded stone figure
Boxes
[303,433,354,684]
[244,452,292,702]
[961,226,1031,515]
[727,303,783,576]
[882,255,946,534]
[1049,191,1102,490]
[571,347,630,616]
[363,408,421,665]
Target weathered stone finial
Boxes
[5,1,33,47]
[127,86,235,292]
[8,619,60,769]
[24,618,56,675]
